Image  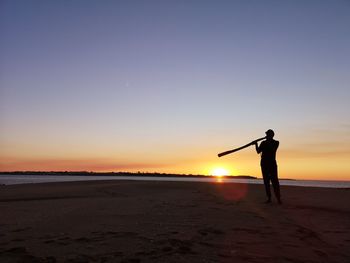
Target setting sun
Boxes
[211,167,230,177]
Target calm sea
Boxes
[0,174,349,188]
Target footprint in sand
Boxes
[314,249,329,258]
[42,236,71,246]
[1,247,55,262]
[11,227,32,232]
[120,258,141,263]
[11,238,25,242]
[198,227,224,236]
[74,237,90,242]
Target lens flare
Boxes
[215,182,248,201]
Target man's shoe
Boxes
[264,199,271,204]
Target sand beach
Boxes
[0,180,349,263]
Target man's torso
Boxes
[260,139,279,166]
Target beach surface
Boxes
[0,180,349,263]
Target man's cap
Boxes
[265,129,275,137]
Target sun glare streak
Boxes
[215,177,223,183]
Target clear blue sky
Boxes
[1,0,350,179]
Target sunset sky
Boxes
[1,1,349,180]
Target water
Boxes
[0,174,349,188]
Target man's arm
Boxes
[254,141,262,154]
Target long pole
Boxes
[218,136,266,157]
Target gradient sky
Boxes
[1,0,350,180]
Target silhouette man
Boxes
[253,129,282,204]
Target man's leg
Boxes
[270,164,281,204]
[261,166,271,202]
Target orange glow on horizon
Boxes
[1,151,350,181]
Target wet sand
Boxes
[0,180,349,262]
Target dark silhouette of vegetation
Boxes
[0,171,257,179]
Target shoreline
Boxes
[1,174,350,189]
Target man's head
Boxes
[265,129,275,139]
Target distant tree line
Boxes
[0,171,257,179]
